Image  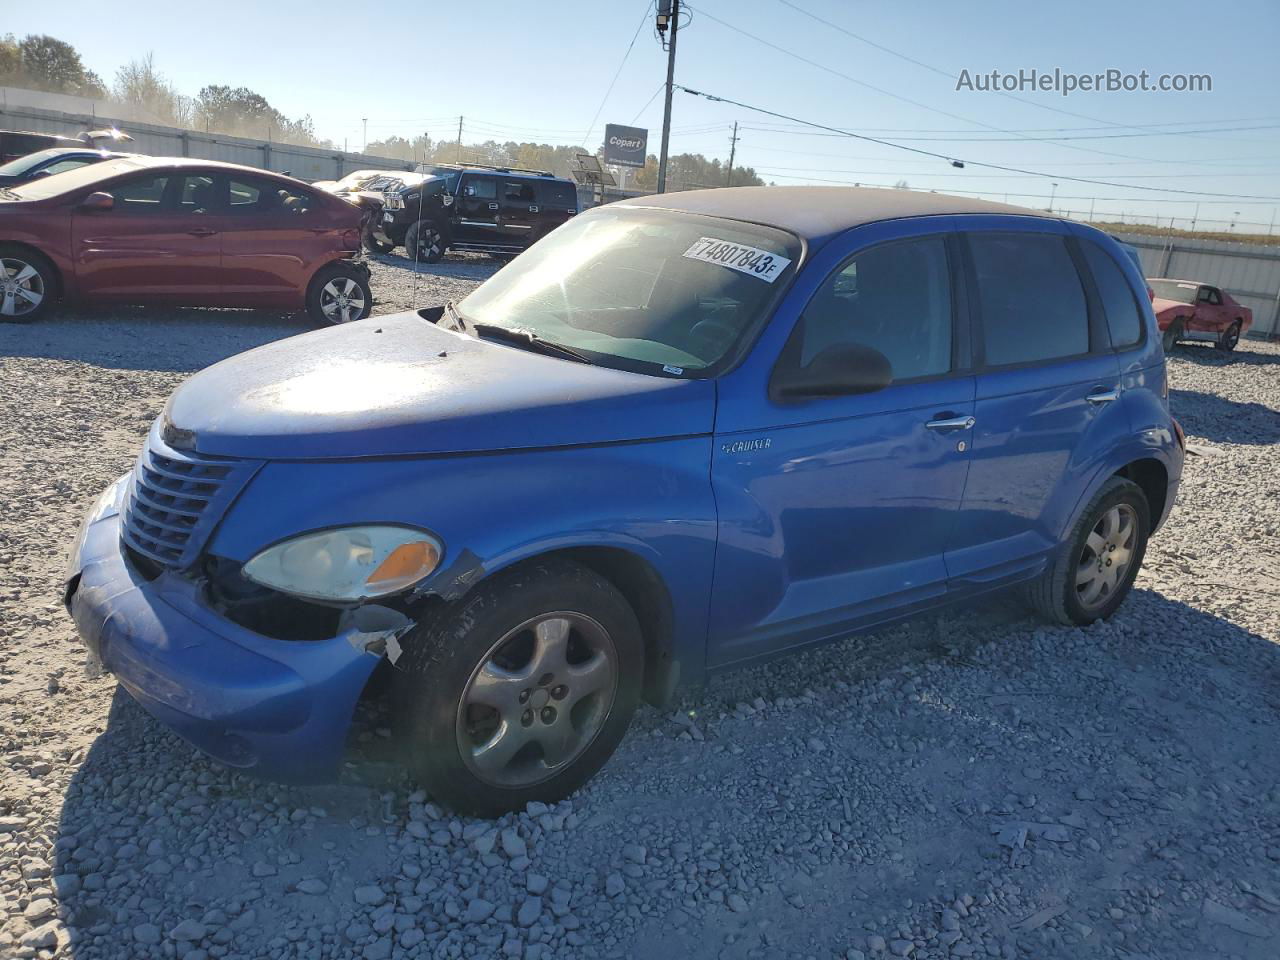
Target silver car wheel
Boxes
[319,276,366,323]
[455,612,618,788]
[0,258,45,317]
[1075,503,1137,610]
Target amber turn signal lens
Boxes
[366,540,440,591]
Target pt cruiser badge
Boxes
[721,438,772,454]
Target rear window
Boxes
[1082,241,1143,349]
[968,232,1089,366]
[539,181,577,208]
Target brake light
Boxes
[1148,286,1155,302]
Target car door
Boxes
[944,221,1127,589]
[707,223,975,669]
[219,176,340,306]
[1191,285,1227,334]
[496,178,539,246]
[71,170,223,301]
[452,174,500,244]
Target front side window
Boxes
[457,207,801,376]
[797,236,952,382]
[175,175,219,214]
[969,232,1088,366]
[462,177,497,201]
[1082,241,1142,349]
[108,174,170,212]
[42,157,97,177]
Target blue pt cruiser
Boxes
[66,188,1183,815]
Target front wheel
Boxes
[305,263,372,327]
[1025,477,1150,626]
[404,220,445,264]
[1216,320,1241,352]
[1161,318,1184,353]
[362,223,395,255]
[0,246,55,323]
[392,560,644,816]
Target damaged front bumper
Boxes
[65,504,384,783]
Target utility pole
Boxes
[1048,182,1058,213]
[656,0,680,194]
[456,116,464,163]
[726,122,739,187]
[361,117,368,153]
[1191,202,1200,232]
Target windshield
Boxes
[1149,279,1198,304]
[457,207,801,377]
[9,157,147,200]
[0,149,65,177]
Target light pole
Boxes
[362,117,367,154]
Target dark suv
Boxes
[374,164,578,261]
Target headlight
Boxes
[242,525,443,602]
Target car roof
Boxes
[616,186,1050,246]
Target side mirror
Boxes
[30,169,52,180]
[771,343,893,401]
[79,191,114,212]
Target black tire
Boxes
[362,223,395,255]
[1026,477,1150,626]
[404,220,445,264]
[0,244,56,323]
[304,262,372,328]
[392,559,644,817]
[1161,318,1184,353]
[1216,320,1241,352]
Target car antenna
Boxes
[410,151,428,310]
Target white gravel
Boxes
[1,260,1279,959]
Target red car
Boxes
[0,156,372,326]
[1149,278,1252,353]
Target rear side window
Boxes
[503,181,536,202]
[968,232,1088,366]
[539,181,577,208]
[800,236,952,381]
[1082,241,1143,349]
[228,178,316,215]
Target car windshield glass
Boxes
[332,170,382,191]
[0,149,65,176]
[8,157,147,199]
[1149,279,1198,304]
[457,207,801,377]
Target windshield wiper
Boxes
[471,323,593,364]
[443,299,470,333]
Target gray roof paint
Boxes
[615,185,1052,246]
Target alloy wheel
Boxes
[318,276,366,323]
[0,258,45,318]
[455,612,618,788]
[415,228,441,261]
[1075,503,1138,610]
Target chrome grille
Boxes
[120,429,257,570]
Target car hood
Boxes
[166,311,715,459]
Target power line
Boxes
[582,1,652,149]
[677,85,1280,201]
[735,122,1280,143]
[631,83,666,124]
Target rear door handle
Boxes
[188,228,217,237]
[925,415,976,432]
[1086,388,1121,405]
[488,202,499,210]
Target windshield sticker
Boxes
[662,364,684,375]
[683,238,792,283]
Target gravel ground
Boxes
[2,256,1279,960]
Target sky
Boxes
[19,0,1280,231]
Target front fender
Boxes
[206,438,718,684]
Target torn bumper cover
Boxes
[65,511,383,783]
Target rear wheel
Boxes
[1161,318,1184,353]
[305,263,372,327]
[392,559,643,816]
[0,246,55,323]
[1026,477,1150,626]
[405,220,445,264]
[1216,320,1241,352]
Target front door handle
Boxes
[1086,388,1121,405]
[188,228,217,237]
[925,415,976,432]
